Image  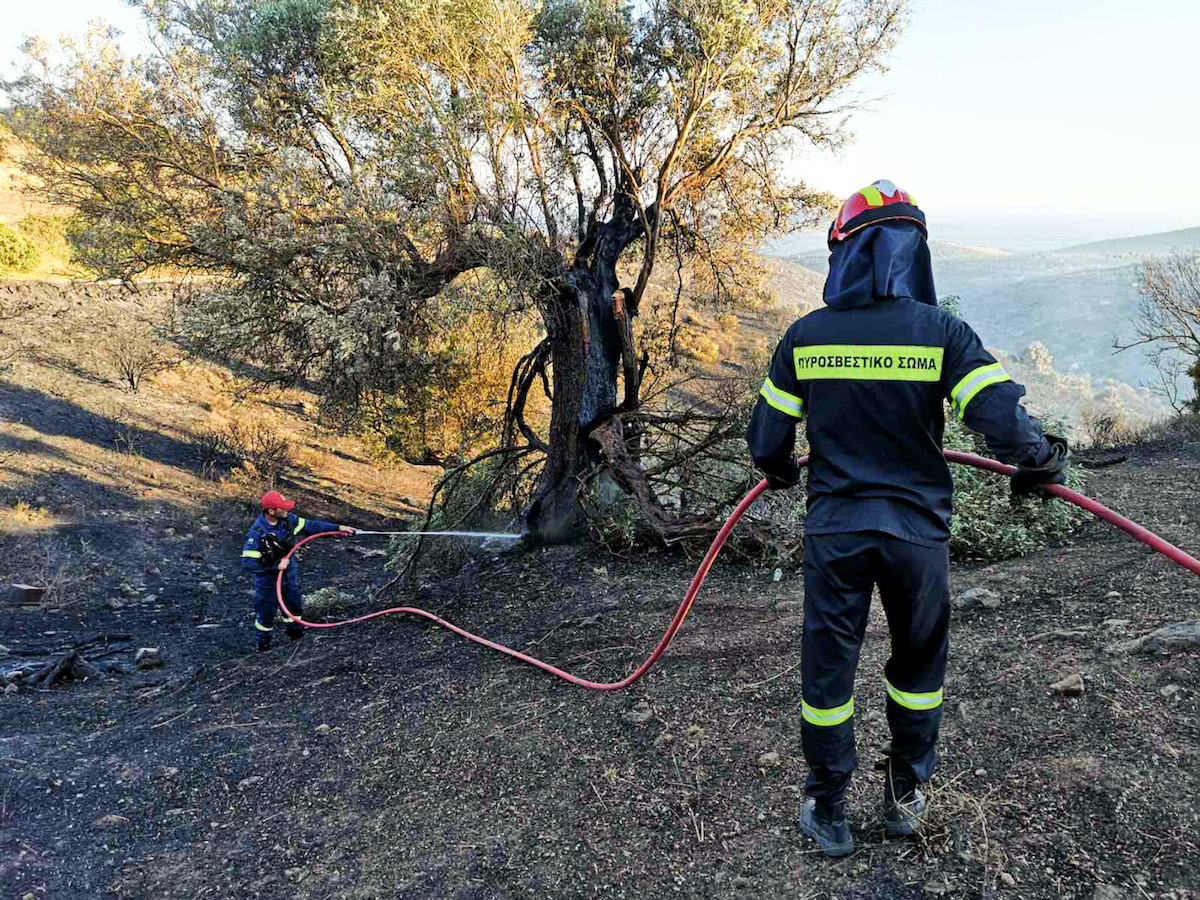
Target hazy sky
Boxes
[4,0,1197,247]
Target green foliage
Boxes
[943,413,1088,561]
[15,214,72,265]
[0,223,39,273]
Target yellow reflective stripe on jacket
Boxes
[793,345,944,382]
[242,550,262,559]
[759,375,803,418]
[801,697,854,726]
[292,517,306,535]
[885,678,944,711]
[949,363,1011,419]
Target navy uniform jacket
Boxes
[747,222,1052,547]
[241,512,339,586]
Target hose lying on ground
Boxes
[276,449,1200,689]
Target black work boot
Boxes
[800,797,853,858]
[255,634,272,652]
[883,765,927,837]
[286,623,304,643]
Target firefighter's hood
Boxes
[822,221,936,310]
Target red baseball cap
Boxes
[260,490,295,511]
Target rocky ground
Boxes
[2,279,1199,899]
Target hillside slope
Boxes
[1056,226,1200,256]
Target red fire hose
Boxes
[276,449,1200,689]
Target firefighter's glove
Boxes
[763,462,802,492]
[1010,434,1069,502]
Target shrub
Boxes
[196,420,292,486]
[15,214,73,267]
[0,223,39,273]
[100,319,179,393]
[943,414,1089,561]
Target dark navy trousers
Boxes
[253,572,304,639]
[800,531,949,800]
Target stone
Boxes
[1107,620,1200,655]
[1050,673,1085,696]
[4,684,17,695]
[94,814,130,828]
[198,581,217,593]
[238,776,265,791]
[772,568,783,582]
[106,598,123,610]
[757,751,781,768]
[774,600,804,614]
[1093,886,1127,900]
[135,648,163,670]
[315,724,332,735]
[622,701,653,725]
[162,767,180,777]
[999,872,1016,888]
[1160,684,1181,698]
[954,587,1001,610]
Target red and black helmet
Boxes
[828,179,926,247]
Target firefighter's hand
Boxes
[763,462,802,492]
[1011,434,1069,501]
[276,557,290,571]
[338,525,357,535]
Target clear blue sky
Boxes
[4,0,1197,247]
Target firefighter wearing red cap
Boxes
[747,180,1069,857]
[241,491,356,651]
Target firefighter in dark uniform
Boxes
[747,180,1069,857]
[241,490,357,651]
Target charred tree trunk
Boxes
[525,206,644,542]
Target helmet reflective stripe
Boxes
[801,697,854,726]
[759,376,803,418]
[884,678,943,711]
[860,185,884,207]
[950,363,1011,420]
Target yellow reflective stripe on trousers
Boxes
[293,517,306,535]
[253,617,273,632]
[885,678,943,711]
[801,697,854,726]
[759,375,803,418]
[242,550,262,559]
[949,363,1011,419]
[793,345,944,381]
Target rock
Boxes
[315,724,332,735]
[238,776,265,791]
[1093,886,1127,900]
[1107,620,1200,655]
[999,872,1016,888]
[1102,618,1131,631]
[142,594,158,605]
[6,584,45,606]
[106,598,123,610]
[757,751,781,768]
[1105,591,1122,599]
[975,768,986,776]
[162,767,180,777]
[1160,684,1181,698]
[954,587,1001,610]
[4,684,17,695]
[774,600,804,614]
[23,893,36,900]
[772,568,783,582]
[622,701,653,725]
[198,581,217,594]
[1050,673,1085,696]
[733,668,753,681]
[120,583,138,596]
[923,880,953,896]
[94,814,130,828]
[135,648,163,670]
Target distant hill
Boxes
[1054,226,1200,255]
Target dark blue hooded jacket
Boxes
[747,221,1051,546]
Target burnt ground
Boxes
[2,281,1200,899]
